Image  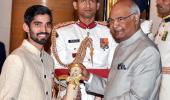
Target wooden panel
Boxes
[98,0,104,21]
[10,0,74,53]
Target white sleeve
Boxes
[51,29,72,69]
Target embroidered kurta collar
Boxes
[76,20,97,29]
[22,39,44,57]
[120,29,143,47]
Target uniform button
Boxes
[44,75,46,78]
[88,59,91,62]
[46,91,48,95]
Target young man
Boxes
[0,5,54,100]
[81,0,162,100]
[155,0,170,99]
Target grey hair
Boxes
[130,2,140,15]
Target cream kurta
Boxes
[0,40,54,100]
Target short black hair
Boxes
[24,5,52,26]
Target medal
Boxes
[162,31,168,41]
[100,38,109,50]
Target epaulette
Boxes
[53,21,76,29]
[51,21,76,68]
[97,21,108,26]
[52,21,76,37]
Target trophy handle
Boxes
[65,63,82,100]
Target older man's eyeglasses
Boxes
[107,13,136,23]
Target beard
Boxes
[30,32,50,45]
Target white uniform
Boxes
[52,21,117,100]
[155,15,170,100]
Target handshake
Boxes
[60,63,90,100]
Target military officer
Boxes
[155,0,170,99]
[51,0,117,100]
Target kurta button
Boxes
[44,75,46,78]
[46,91,48,95]
[41,59,43,63]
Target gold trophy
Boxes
[65,63,83,100]
[51,22,93,100]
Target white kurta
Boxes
[0,40,54,100]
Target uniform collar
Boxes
[76,21,97,29]
[22,39,44,57]
[163,15,170,23]
[120,29,143,47]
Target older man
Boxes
[81,0,162,100]
[155,0,170,99]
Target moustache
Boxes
[37,32,49,36]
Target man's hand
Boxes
[67,63,90,81]
[79,63,90,81]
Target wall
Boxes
[0,0,12,55]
